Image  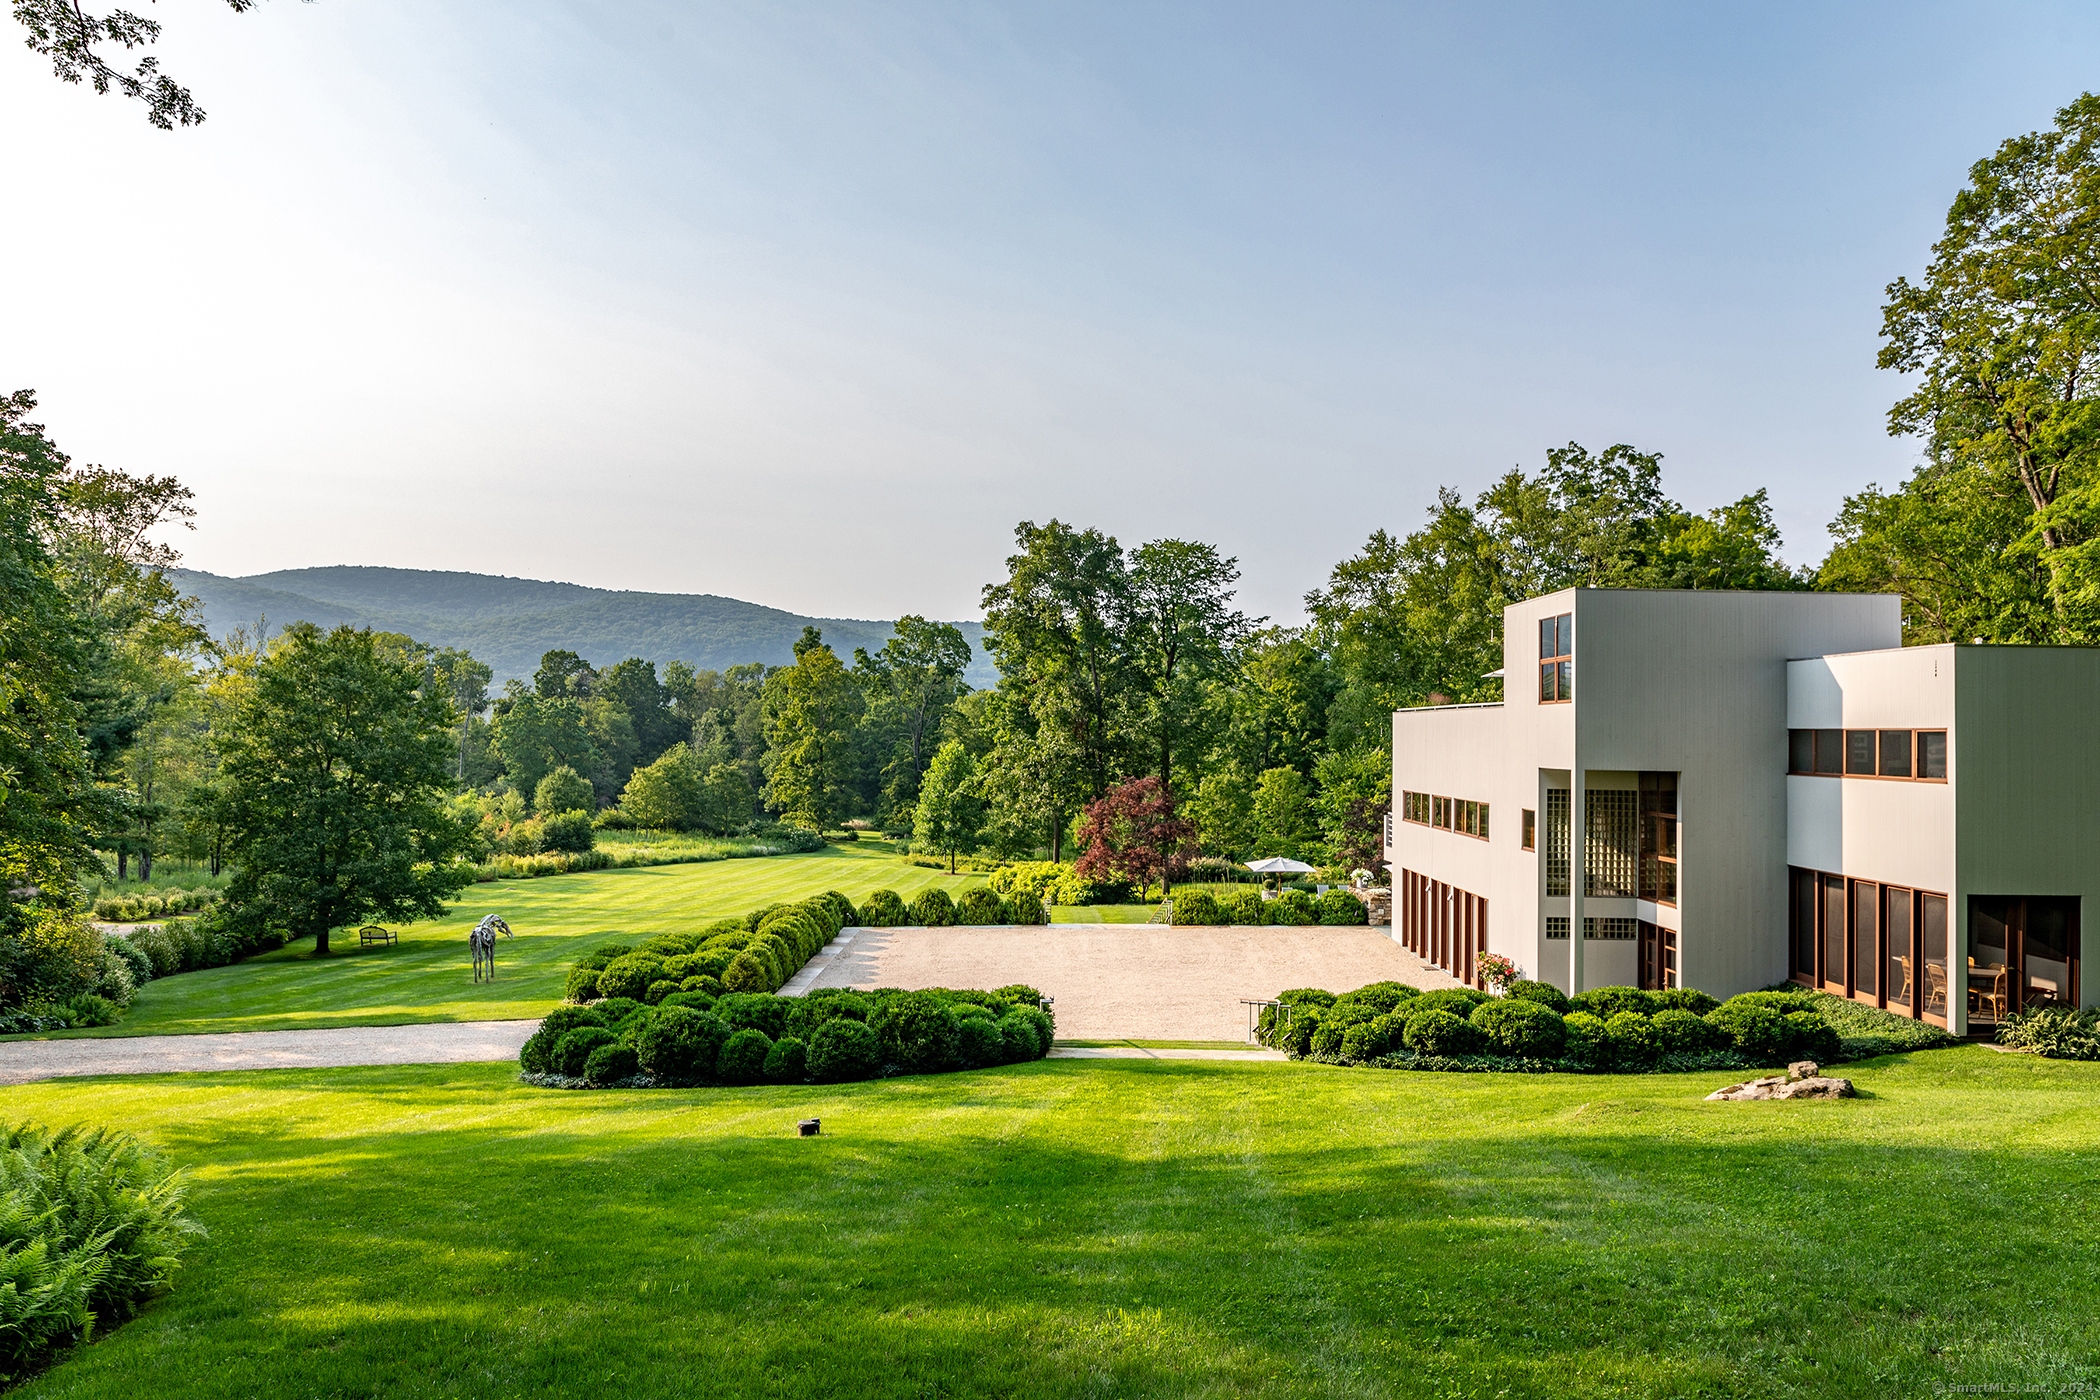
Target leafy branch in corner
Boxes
[13,0,260,129]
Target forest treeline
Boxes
[7,93,2100,906]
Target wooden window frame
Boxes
[1538,612,1572,704]
[1521,808,1536,852]
[1786,729,1948,784]
[1399,791,1491,841]
[1787,865,1950,1027]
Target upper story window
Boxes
[1788,729,1947,783]
[1538,613,1572,703]
[1400,790,1489,841]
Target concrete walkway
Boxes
[0,1020,540,1085]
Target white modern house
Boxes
[1386,587,2099,1036]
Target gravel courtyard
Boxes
[792,925,1463,1041]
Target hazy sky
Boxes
[7,2,2099,623]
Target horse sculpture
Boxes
[470,915,514,983]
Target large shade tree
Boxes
[218,624,478,955]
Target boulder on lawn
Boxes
[1705,1067,1855,1101]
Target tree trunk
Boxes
[141,846,152,881]
[314,923,331,957]
[949,847,956,875]
[117,848,128,881]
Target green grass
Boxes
[1049,903,1163,923]
[44,846,985,1040]
[7,1048,2099,1397]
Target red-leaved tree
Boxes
[1074,777,1198,901]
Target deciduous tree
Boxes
[912,740,983,874]
[1074,776,1196,901]
[218,624,478,955]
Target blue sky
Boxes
[6,1,2099,623]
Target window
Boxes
[1639,772,1678,905]
[1787,729,1948,783]
[1538,612,1572,703]
[1790,866,1952,1023]
[1522,808,1536,851]
[1398,791,1488,840]
[1546,917,1634,940]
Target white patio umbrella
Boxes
[1245,857,1316,875]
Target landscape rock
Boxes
[1705,1071,1855,1101]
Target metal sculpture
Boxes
[470,914,514,983]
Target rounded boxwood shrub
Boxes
[595,997,645,1025]
[1572,986,1659,1020]
[1278,1007,1323,1056]
[1005,1005,1054,1057]
[717,1028,774,1085]
[1705,1002,1791,1063]
[595,954,666,1002]
[1310,1000,1378,1055]
[871,991,962,1071]
[1270,889,1316,926]
[764,1035,807,1083]
[1650,1007,1728,1053]
[860,889,909,927]
[752,932,797,984]
[808,1017,882,1082]
[1171,890,1223,926]
[1784,1010,1842,1065]
[1408,987,1490,1021]
[1471,998,1567,1058]
[636,1006,731,1082]
[583,1042,639,1086]
[955,1014,1004,1066]
[1334,981,1420,1016]
[1403,1008,1485,1057]
[563,963,607,1002]
[820,890,859,928]
[714,992,792,1040]
[909,889,958,927]
[745,903,788,932]
[1339,1012,1408,1061]
[1560,1010,1606,1064]
[786,988,871,1039]
[991,1014,1035,1063]
[1651,987,1720,1016]
[554,1026,617,1078]
[680,974,723,997]
[638,933,701,958]
[721,949,774,994]
[1004,891,1048,926]
[660,989,716,1013]
[644,979,678,1004]
[1316,890,1368,925]
[1602,1010,1661,1066]
[1225,891,1267,926]
[1504,979,1571,1015]
[520,1004,611,1072]
[953,888,1007,926]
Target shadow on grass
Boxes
[10,1056,2098,1398]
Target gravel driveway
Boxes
[790,925,1461,1041]
[0,1020,539,1085]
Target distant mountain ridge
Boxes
[169,566,995,686]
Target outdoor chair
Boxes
[1922,961,1949,1017]
[1893,954,1913,1007]
[1967,960,2009,1021]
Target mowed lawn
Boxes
[6,1049,2098,1398]
[47,846,985,1039]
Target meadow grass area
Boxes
[41,847,985,1040]
[7,1049,2097,1398]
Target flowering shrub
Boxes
[1475,952,1519,991]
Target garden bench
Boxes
[357,925,398,948]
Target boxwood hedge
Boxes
[526,983,1055,1089]
[1261,980,1953,1075]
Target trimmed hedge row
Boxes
[1170,888,1367,927]
[521,984,1056,1088]
[853,887,1047,929]
[1260,982,1954,1073]
[89,888,220,923]
[559,888,1051,1008]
